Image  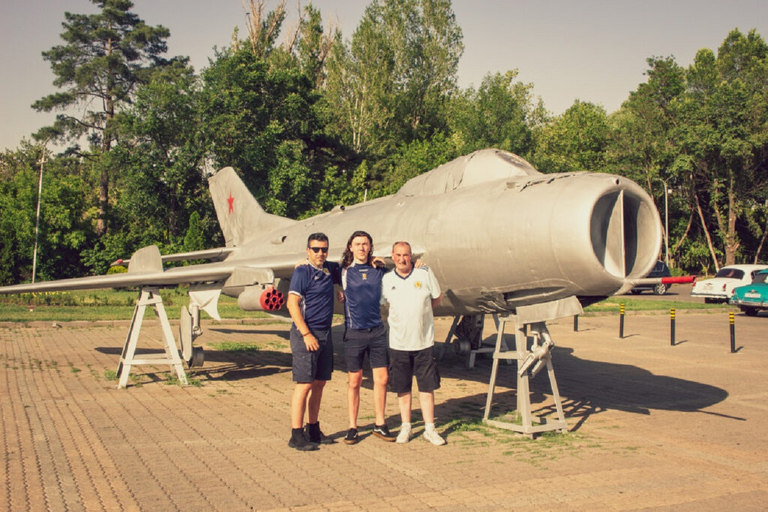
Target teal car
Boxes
[730,269,768,316]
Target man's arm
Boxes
[426,266,442,309]
[286,292,319,352]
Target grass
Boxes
[210,341,260,353]
[0,287,736,323]
[583,296,734,314]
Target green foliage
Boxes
[531,100,609,173]
[324,0,463,160]
[447,70,536,157]
[201,47,335,218]
[0,145,95,284]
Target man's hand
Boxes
[337,289,346,303]
[303,332,319,351]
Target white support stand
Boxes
[482,297,582,437]
[116,288,188,389]
[483,314,567,436]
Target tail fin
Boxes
[209,167,296,247]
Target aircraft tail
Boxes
[209,167,296,247]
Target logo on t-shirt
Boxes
[415,281,422,288]
[362,272,368,280]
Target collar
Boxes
[394,266,414,280]
[307,259,325,271]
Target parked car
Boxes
[630,261,672,295]
[729,269,768,316]
[690,264,768,303]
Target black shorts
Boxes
[343,324,388,372]
[388,347,440,394]
[290,326,333,383]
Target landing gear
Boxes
[189,346,205,367]
[446,314,511,368]
[180,305,205,368]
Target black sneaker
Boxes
[372,424,396,442]
[305,422,334,445]
[288,429,319,451]
[344,428,359,445]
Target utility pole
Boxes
[32,137,50,283]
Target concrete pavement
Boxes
[1,308,767,510]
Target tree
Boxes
[109,60,215,251]
[679,29,768,268]
[531,100,609,173]
[448,70,539,158]
[201,45,336,218]
[606,57,690,266]
[33,0,179,235]
[324,0,463,160]
[0,144,94,283]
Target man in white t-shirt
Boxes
[381,241,445,446]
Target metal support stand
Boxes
[482,297,582,437]
[116,288,188,389]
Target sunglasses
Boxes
[308,247,329,253]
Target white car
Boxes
[691,264,768,303]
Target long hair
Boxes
[341,230,374,268]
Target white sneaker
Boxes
[396,424,412,444]
[422,427,446,446]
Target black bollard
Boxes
[670,308,676,346]
[619,303,625,338]
[573,315,579,332]
[729,311,736,353]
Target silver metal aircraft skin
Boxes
[0,148,662,319]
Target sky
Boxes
[1,0,767,152]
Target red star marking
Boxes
[227,192,234,214]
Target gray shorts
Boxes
[290,326,333,383]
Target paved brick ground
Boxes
[1,309,767,511]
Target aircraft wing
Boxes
[0,264,236,294]
[111,247,236,267]
[0,245,297,295]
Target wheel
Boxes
[188,346,205,367]
[653,283,667,295]
[452,338,471,356]
[743,307,759,317]
[630,289,642,295]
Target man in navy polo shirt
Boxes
[286,232,341,451]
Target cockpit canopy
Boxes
[396,149,540,197]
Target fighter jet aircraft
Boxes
[0,149,664,370]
